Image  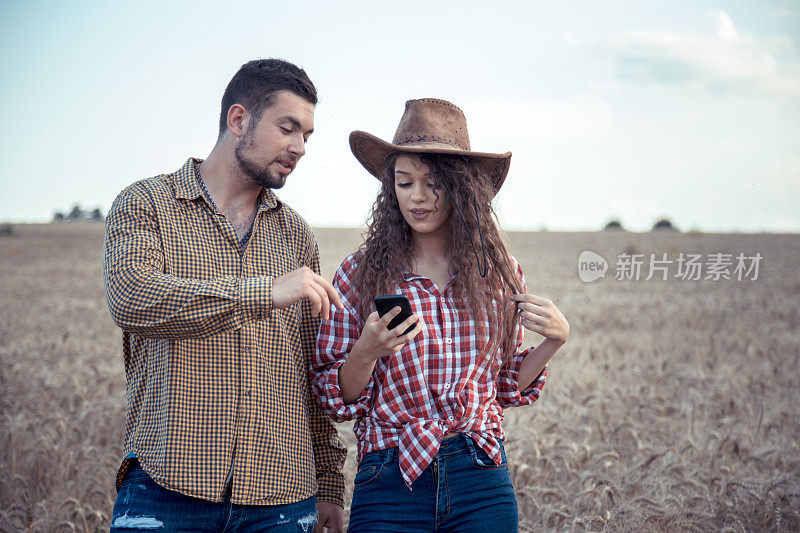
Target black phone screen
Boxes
[373,295,415,335]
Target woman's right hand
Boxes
[349,307,422,363]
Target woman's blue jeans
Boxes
[348,434,519,533]
[110,460,318,532]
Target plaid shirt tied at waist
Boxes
[312,252,546,488]
[102,158,346,506]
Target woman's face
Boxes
[393,154,450,238]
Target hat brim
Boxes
[349,131,511,192]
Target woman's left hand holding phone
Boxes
[339,308,422,404]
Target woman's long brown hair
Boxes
[349,152,524,360]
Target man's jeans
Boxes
[110,460,318,532]
[347,434,519,533]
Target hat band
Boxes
[394,134,467,151]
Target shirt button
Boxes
[445,338,453,344]
[244,390,252,397]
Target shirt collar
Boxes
[259,187,280,212]
[400,270,426,282]
[400,270,457,292]
[174,158,204,201]
[174,157,281,212]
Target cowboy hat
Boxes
[349,98,512,191]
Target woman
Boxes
[312,98,569,532]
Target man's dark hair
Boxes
[218,58,317,137]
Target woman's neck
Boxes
[411,226,450,262]
[410,228,453,289]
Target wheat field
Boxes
[0,223,798,532]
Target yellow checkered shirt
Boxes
[102,158,346,506]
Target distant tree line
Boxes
[603,218,679,232]
[53,204,104,222]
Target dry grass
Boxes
[1,224,798,532]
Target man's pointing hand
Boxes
[272,266,344,320]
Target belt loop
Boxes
[385,446,395,465]
[463,434,478,461]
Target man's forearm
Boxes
[104,267,270,339]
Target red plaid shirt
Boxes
[312,252,546,488]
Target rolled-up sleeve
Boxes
[311,257,375,422]
[496,345,547,408]
[495,256,547,408]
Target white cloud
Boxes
[605,10,800,97]
[712,10,739,41]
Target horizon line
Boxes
[3,220,799,236]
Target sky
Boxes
[1,0,798,232]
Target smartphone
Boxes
[373,295,416,335]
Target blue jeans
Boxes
[110,461,318,532]
[348,434,518,533]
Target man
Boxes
[103,59,346,532]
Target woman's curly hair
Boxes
[349,152,524,360]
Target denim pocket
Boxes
[469,440,509,469]
[354,451,388,488]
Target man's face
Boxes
[234,90,315,189]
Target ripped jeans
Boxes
[110,460,317,532]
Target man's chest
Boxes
[158,205,303,278]
[222,203,258,243]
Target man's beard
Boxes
[234,132,287,189]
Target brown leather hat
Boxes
[349,98,512,192]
